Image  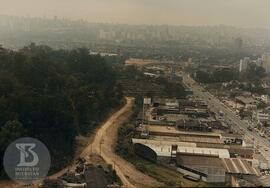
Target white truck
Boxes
[260,132,265,137]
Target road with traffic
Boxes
[182,73,270,164]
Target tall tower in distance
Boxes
[234,37,243,50]
[262,54,270,73]
[239,57,249,73]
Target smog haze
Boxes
[0,0,270,28]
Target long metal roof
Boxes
[132,138,230,158]
[221,158,260,176]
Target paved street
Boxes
[182,73,270,164]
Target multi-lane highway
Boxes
[182,73,270,164]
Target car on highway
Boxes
[248,126,253,131]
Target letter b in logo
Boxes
[16,143,39,167]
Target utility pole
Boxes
[90,143,92,160]
[100,139,104,155]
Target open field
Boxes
[125,58,156,67]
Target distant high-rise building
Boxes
[262,54,270,73]
[235,37,243,50]
[239,57,249,73]
[239,60,244,72]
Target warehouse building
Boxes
[132,138,230,164]
[176,155,226,183]
[221,158,260,176]
[176,155,260,183]
[138,125,223,144]
[176,119,212,132]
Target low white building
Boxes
[143,72,159,78]
[235,96,258,109]
[253,111,270,124]
[261,95,269,104]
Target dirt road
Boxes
[0,97,161,188]
[81,97,161,188]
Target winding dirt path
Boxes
[0,97,161,188]
[81,97,161,188]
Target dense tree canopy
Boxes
[194,65,265,84]
[245,63,266,80]
[0,44,123,177]
[194,68,238,83]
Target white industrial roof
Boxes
[132,138,196,148]
[132,138,230,158]
[177,147,230,158]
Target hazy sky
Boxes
[0,0,270,28]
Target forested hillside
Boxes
[0,44,123,177]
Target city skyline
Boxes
[0,0,270,29]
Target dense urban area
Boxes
[1,13,270,188]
